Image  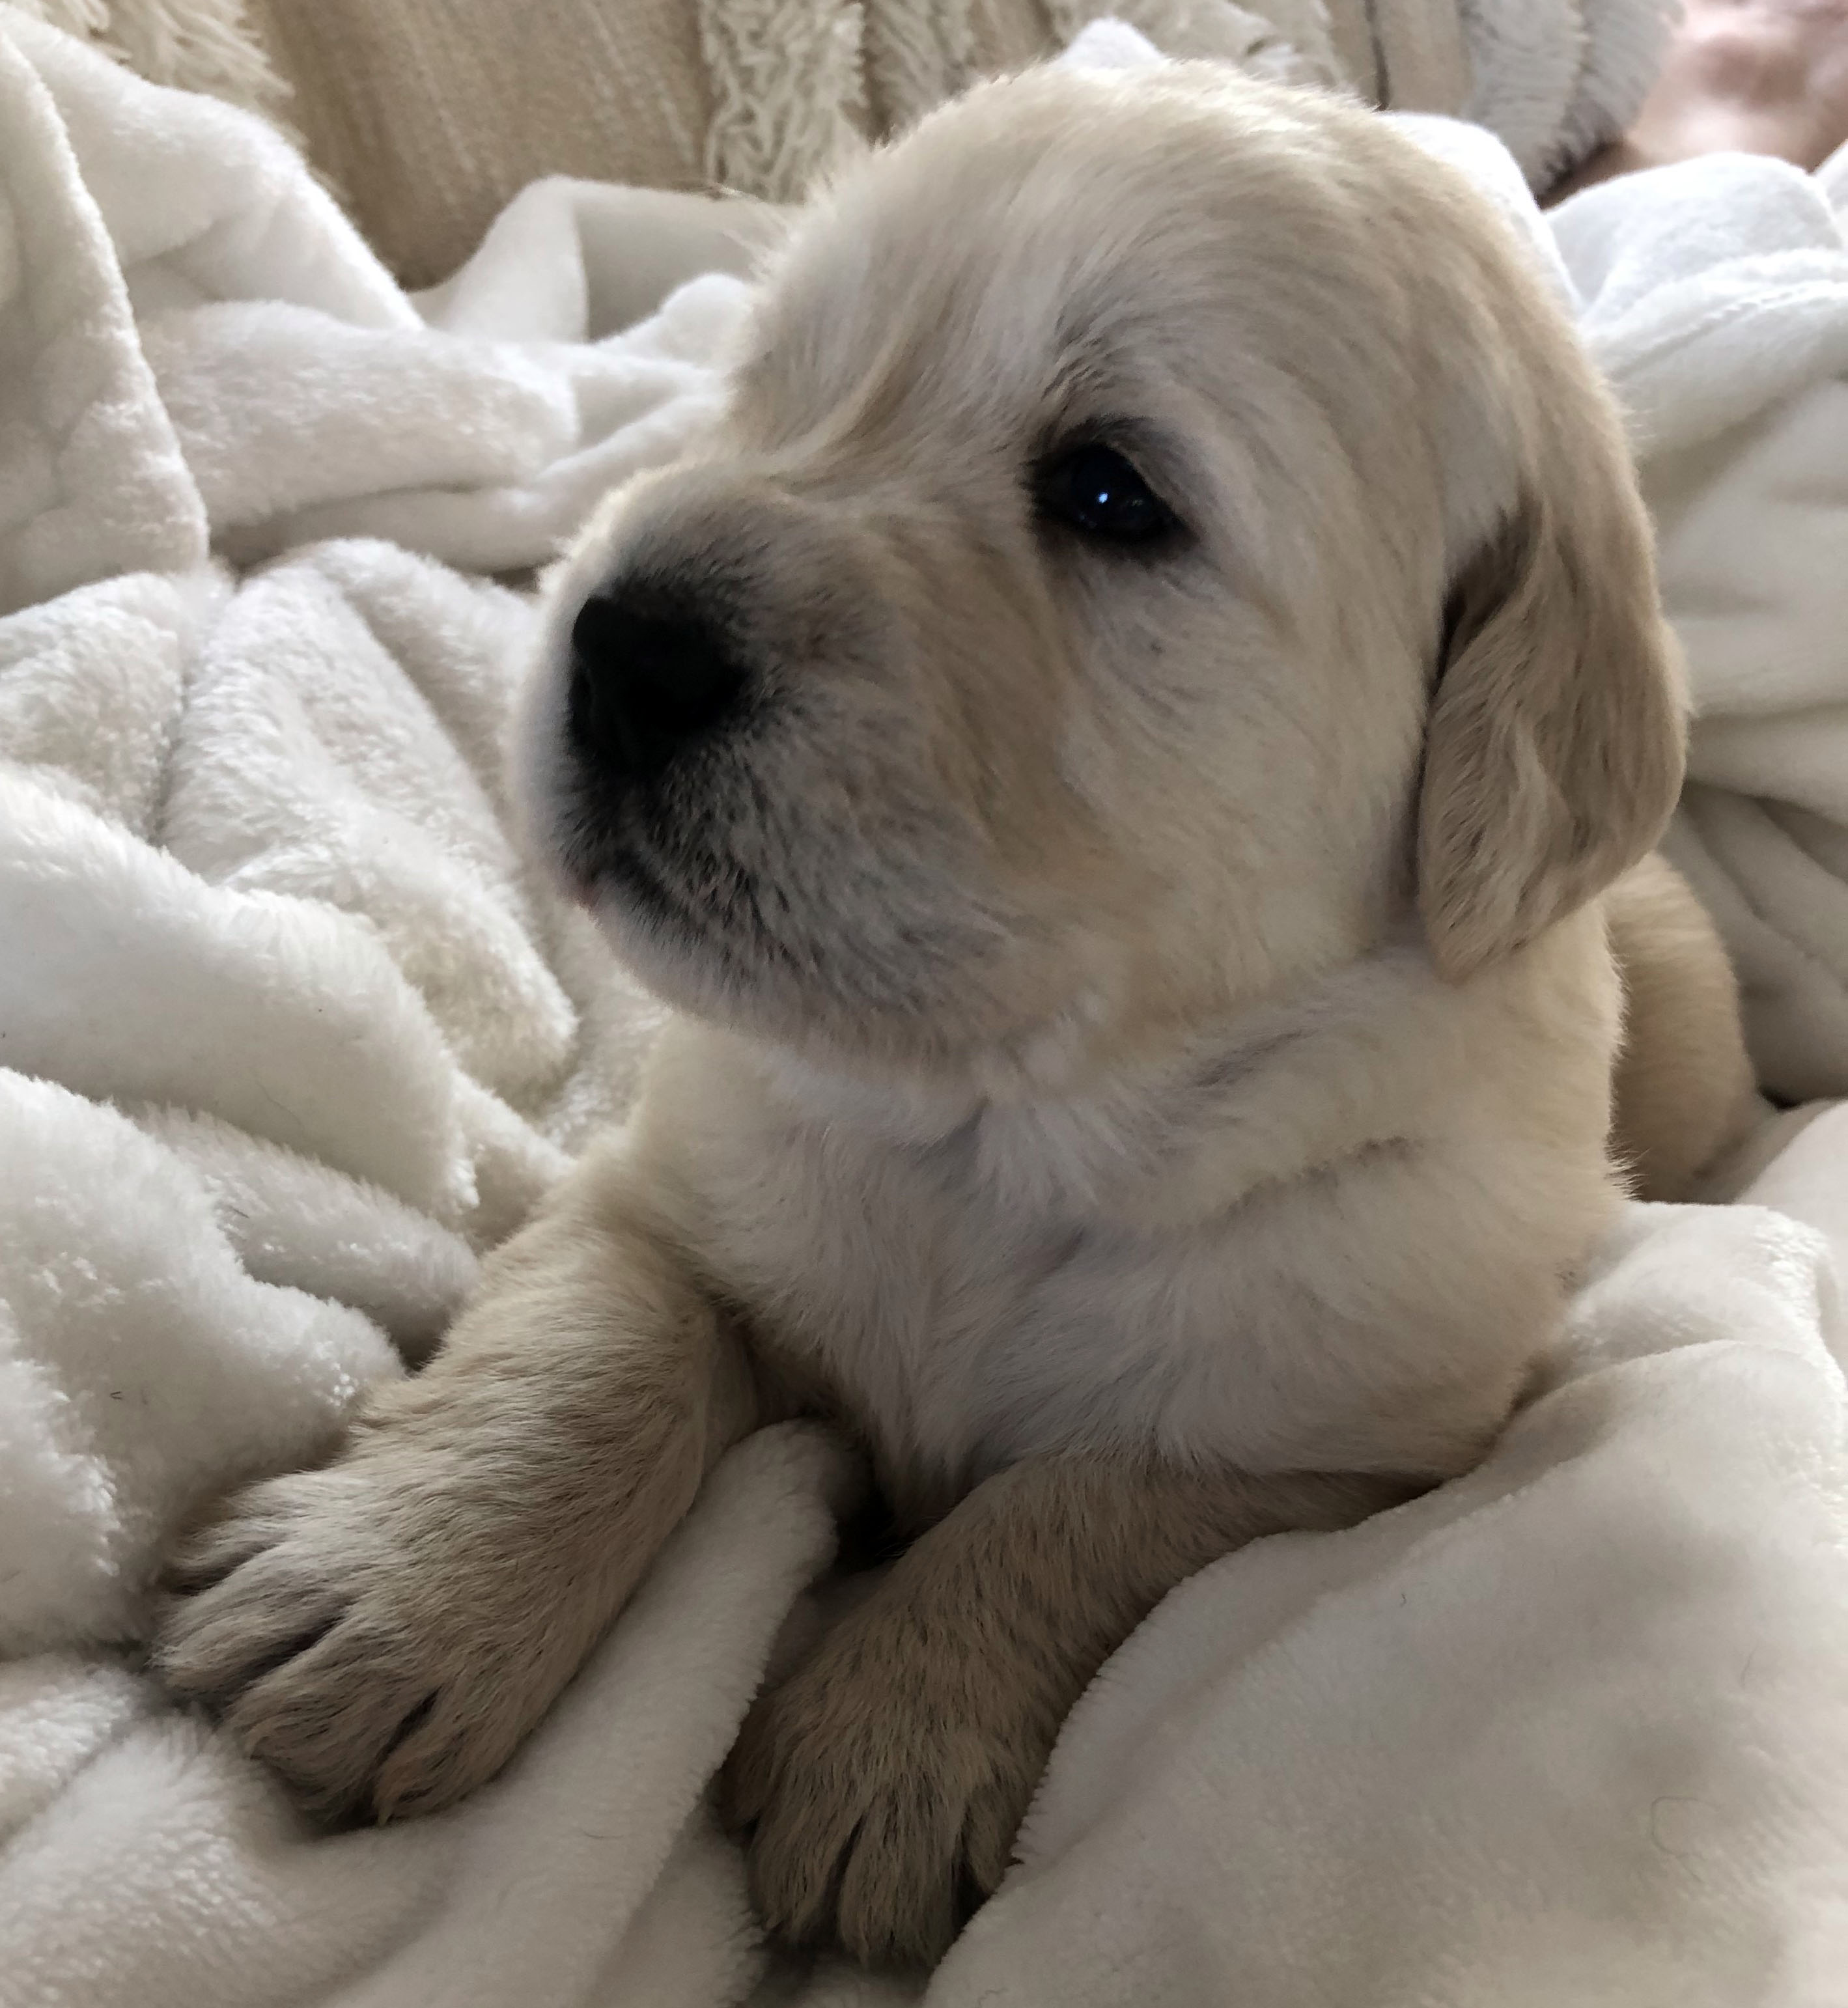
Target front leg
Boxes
[725,1456,1405,1966]
[156,1138,759,1822]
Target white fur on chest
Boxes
[649,925,1621,1505]
[702,1105,1549,1495]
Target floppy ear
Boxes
[1417,389,1687,982]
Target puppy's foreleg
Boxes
[157,1139,758,1821]
[727,1455,1406,1966]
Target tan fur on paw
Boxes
[154,1147,746,1826]
[721,1602,1051,1968]
[157,1448,600,1823]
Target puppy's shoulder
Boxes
[1134,915,1618,1237]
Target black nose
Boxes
[567,587,749,779]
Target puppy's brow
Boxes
[1046,322,1129,403]
[1040,329,1175,447]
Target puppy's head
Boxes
[518,64,1684,1087]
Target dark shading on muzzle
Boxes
[568,583,751,785]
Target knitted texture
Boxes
[25,1,1680,287]
[864,0,976,130]
[245,0,714,286]
[700,0,869,201]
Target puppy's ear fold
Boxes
[1416,398,1687,981]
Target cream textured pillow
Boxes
[245,0,715,286]
[23,3,1673,299]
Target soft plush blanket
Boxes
[1598,152,1848,1103]
[4,12,1848,2005]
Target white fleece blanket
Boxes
[1560,146,1848,1105]
[5,12,1848,2005]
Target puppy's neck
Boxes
[757,932,1472,1231]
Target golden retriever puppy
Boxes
[158,62,1756,1968]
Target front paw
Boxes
[721,1604,1050,1967]
[155,1449,568,1824]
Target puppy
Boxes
[158,63,1757,1968]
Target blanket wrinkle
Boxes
[4,12,1848,2006]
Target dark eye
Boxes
[1037,442,1179,546]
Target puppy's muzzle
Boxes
[568,585,750,785]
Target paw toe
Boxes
[154,1555,346,1707]
[219,1617,438,1822]
[834,1791,962,1967]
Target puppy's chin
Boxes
[565,826,1104,1092]
[582,889,925,1077]
[583,864,783,1033]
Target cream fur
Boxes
[1607,851,1762,1201]
[158,63,1748,1970]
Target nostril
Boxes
[568,590,749,776]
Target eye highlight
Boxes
[1035,441,1180,548]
